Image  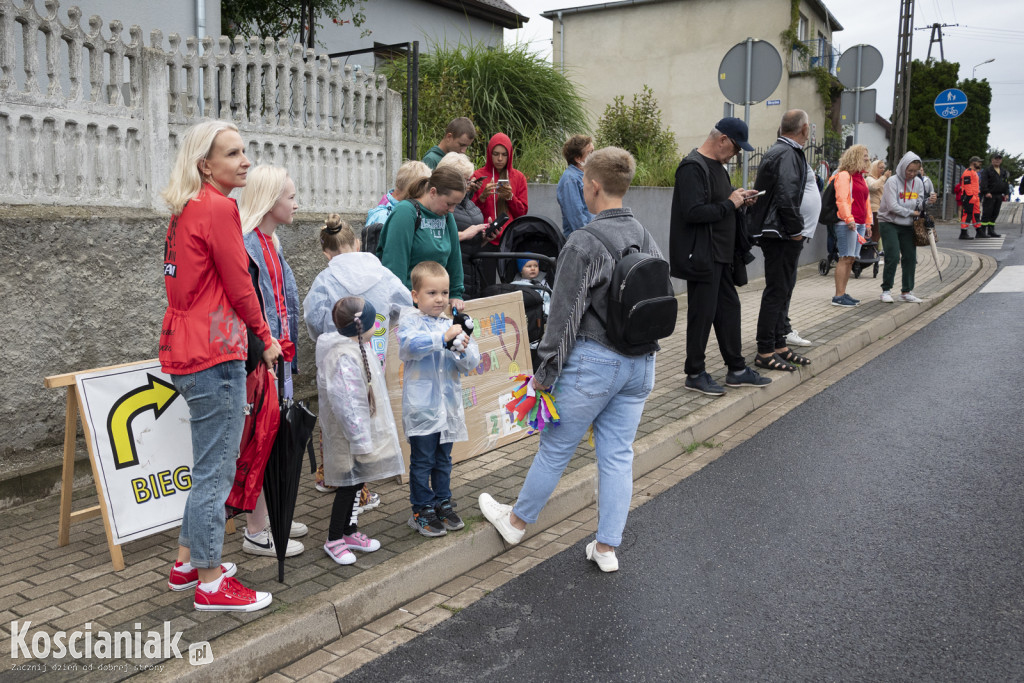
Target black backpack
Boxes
[362,222,384,256]
[583,225,677,355]
[819,174,840,224]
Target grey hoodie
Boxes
[878,152,926,226]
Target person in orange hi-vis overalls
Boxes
[959,156,983,240]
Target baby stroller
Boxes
[471,215,564,369]
[818,223,881,279]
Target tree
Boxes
[987,147,1024,189]
[595,85,679,186]
[222,0,368,49]
[906,59,992,166]
[381,42,589,182]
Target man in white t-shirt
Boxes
[748,110,817,371]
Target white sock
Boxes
[177,561,193,572]
[198,574,224,593]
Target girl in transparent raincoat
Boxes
[303,215,412,498]
[317,297,405,565]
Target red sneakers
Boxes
[168,562,237,591]
[194,576,272,612]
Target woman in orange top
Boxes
[831,145,872,307]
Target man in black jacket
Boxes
[979,153,1009,238]
[669,118,768,397]
[748,110,816,372]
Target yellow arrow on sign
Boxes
[106,374,180,470]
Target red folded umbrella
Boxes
[225,362,280,518]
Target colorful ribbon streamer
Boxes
[504,374,560,434]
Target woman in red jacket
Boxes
[160,121,281,612]
[471,133,529,288]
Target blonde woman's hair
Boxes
[436,152,474,179]
[161,120,240,215]
[238,165,290,249]
[394,160,431,199]
[320,213,358,254]
[838,145,870,175]
[869,159,886,178]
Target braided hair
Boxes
[332,296,377,416]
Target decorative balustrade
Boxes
[0,0,401,212]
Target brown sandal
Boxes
[754,353,796,372]
[778,349,811,366]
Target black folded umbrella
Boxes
[263,358,317,582]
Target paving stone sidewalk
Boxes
[0,241,983,682]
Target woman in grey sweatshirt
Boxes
[877,151,936,303]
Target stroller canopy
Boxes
[496,215,564,284]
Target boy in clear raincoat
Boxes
[397,261,481,538]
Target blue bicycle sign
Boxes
[934,89,968,119]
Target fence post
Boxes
[385,88,402,192]
[142,30,170,211]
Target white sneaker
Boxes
[478,493,525,544]
[880,291,894,303]
[242,527,304,557]
[899,292,923,303]
[290,520,308,538]
[585,540,619,572]
[785,330,812,347]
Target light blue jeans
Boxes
[513,339,655,547]
[172,360,246,568]
[836,222,866,259]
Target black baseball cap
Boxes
[715,117,754,152]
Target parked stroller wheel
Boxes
[873,263,879,278]
[819,258,830,276]
[852,263,862,279]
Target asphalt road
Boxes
[351,233,1024,682]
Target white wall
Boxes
[550,0,836,153]
[315,0,504,63]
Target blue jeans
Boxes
[513,339,655,547]
[835,223,866,258]
[172,360,246,568]
[408,433,453,511]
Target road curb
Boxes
[141,249,992,682]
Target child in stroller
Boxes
[471,215,564,370]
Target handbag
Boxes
[912,207,936,247]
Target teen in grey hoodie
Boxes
[877,151,936,303]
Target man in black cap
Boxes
[979,153,1009,238]
[669,118,770,397]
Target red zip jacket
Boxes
[160,184,272,375]
[471,132,529,244]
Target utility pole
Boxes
[889,0,914,170]
[919,22,957,62]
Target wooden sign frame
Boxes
[44,360,236,572]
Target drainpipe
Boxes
[196,0,206,115]
[558,11,564,72]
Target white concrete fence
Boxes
[0,0,401,212]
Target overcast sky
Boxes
[505,0,1024,157]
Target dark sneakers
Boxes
[684,371,725,396]
[435,499,465,531]
[725,367,772,388]
[408,508,447,537]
